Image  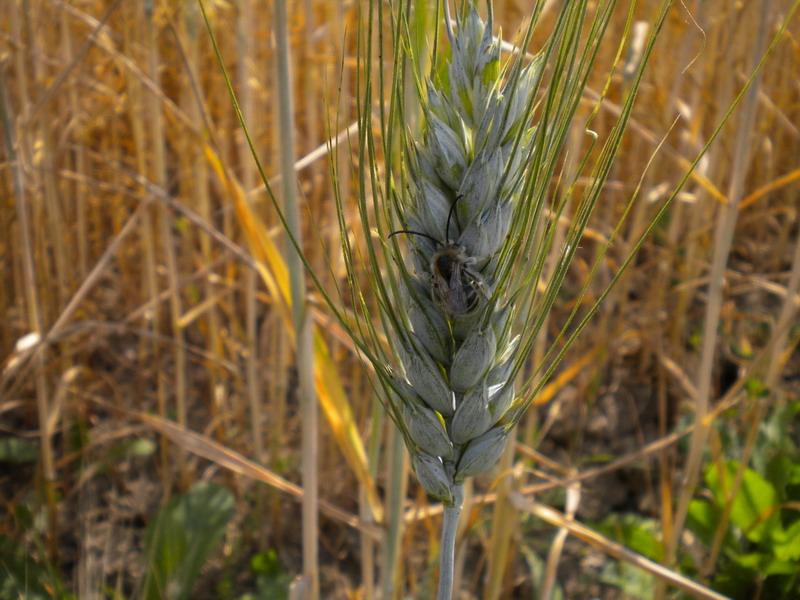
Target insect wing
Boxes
[431,247,480,315]
[432,269,461,314]
[445,260,472,314]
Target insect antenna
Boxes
[388,229,442,245]
[445,194,463,244]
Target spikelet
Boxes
[391,1,542,503]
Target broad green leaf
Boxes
[734,551,800,578]
[770,520,800,562]
[705,461,779,544]
[142,482,234,600]
[761,558,800,577]
[687,498,719,546]
[595,513,663,562]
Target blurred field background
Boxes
[1,0,799,598]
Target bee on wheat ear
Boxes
[390,196,489,316]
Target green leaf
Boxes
[789,463,800,486]
[734,551,800,578]
[687,498,721,547]
[599,560,657,600]
[705,461,779,544]
[595,513,663,562]
[770,520,800,562]
[765,454,794,500]
[0,436,39,463]
[744,378,769,398]
[237,550,292,600]
[142,482,235,600]
[761,558,800,577]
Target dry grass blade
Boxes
[203,141,384,523]
[136,411,383,542]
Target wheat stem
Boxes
[437,483,465,600]
[274,0,319,597]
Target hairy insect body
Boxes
[390,195,488,317]
[430,245,485,316]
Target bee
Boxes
[390,197,488,316]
